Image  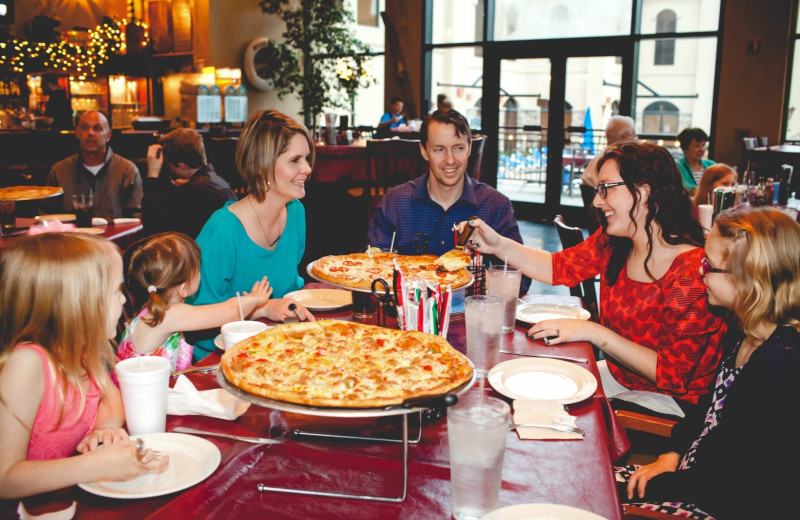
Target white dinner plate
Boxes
[214,334,224,350]
[516,303,591,324]
[488,358,597,404]
[481,503,608,520]
[78,432,220,499]
[76,227,104,235]
[284,289,353,311]
[34,213,76,222]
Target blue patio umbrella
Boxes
[582,108,595,154]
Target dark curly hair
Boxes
[596,141,705,285]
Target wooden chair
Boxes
[365,138,427,216]
[552,214,599,322]
[206,137,247,198]
[467,136,486,180]
[615,409,676,438]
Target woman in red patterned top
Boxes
[465,141,727,420]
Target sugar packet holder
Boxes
[394,259,452,337]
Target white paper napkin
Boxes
[91,217,108,226]
[168,375,250,420]
[17,501,76,520]
[513,399,583,440]
[113,217,141,224]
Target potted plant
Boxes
[258,0,374,127]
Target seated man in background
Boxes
[581,115,637,187]
[47,110,142,220]
[376,97,407,136]
[367,108,531,295]
[142,128,237,238]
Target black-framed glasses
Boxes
[701,257,729,276]
[593,182,626,199]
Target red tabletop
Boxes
[0,218,143,250]
[2,290,628,520]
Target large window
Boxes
[785,2,800,141]
[426,1,722,136]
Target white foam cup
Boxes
[115,356,171,436]
[221,320,268,351]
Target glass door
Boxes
[492,52,624,227]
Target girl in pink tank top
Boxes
[0,233,168,499]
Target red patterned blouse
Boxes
[552,229,726,404]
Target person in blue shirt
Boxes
[367,108,530,296]
[377,97,407,131]
[187,110,316,360]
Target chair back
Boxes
[468,136,486,180]
[207,137,247,198]
[365,139,427,214]
[553,214,599,322]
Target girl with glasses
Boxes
[464,141,726,424]
[616,207,800,519]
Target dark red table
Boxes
[2,292,628,520]
[0,218,143,251]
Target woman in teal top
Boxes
[189,110,316,360]
[676,127,715,194]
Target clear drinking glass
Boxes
[448,392,510,520]
[464,295,506,377]
[486,265,522,332]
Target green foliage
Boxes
[258,0,373,126]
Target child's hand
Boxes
[97,439,170,481]
[247,276,273,299]
[76,427,129,453]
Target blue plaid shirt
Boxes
[367,171,531,294]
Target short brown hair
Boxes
[421,109,472,147]
[236,110,315,202]
[159,128,207,169]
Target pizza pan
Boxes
[216,364,476,418]
[0,186,64,201]
[306,260,474,295]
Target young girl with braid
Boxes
[118,232,272,370]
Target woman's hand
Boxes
[76,428,128,454]
[457,218,505,256]
[526,318,604,345]
[259,298,316,323]
[627,452,680,500]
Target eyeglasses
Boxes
[701,257,729,276]
[593,182,626,199]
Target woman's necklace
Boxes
[248,196,281,247]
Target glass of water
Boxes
[486,265,522,332]
[448,391,510,520]
[464,295,506,378]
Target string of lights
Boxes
[0,18,148,80]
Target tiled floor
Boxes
[517,219,573,296]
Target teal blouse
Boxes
[188,200,306,360]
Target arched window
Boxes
[655,10,676,66]
[643,101,680,134]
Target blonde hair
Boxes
[125,232,201,326]
[713,207,800,338]
[236,109,315,202]
[0,233,119,426]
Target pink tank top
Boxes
[17,344,100,460]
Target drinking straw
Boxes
[504,256,508,273]
[236,291,244,321]
[389,232,396,253]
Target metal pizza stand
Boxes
[217,360,475,502]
